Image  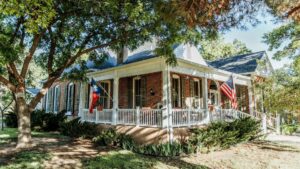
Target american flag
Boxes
[220,76,238,109]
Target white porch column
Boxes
[112,74,119,125]
[248,85,254,116]
[162,65,172,129]
[202,76,209,122]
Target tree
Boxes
[199,36,252,61]
[265,0,300,22]
[0,0,262,148]
[256,60,300,116]
[0,86,13,130]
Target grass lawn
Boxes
[0,128,66,146]
[1,128,300,169]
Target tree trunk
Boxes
[16,95,32,149]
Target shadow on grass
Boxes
[82,150,210,169]
[253,140,300,153]
[0,150,50,169]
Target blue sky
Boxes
[223,14,291,69]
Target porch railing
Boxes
[117,108,162,127]
[211,109,253,121]
[172,109,207,127]
[82,109,113,124]
[81,108,256,128]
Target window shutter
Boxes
[64,84,68,111]
[181,77,186,108]
[141,76,147,107]
[190,79,194,97]
[128,77,133,108]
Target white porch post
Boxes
[202,76,209,122]
[248,85,254,116]
[112,74,119,125]
[162,65,173,142]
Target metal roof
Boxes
[208,51,266,75]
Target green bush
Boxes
[118,133,136,151]
[281,124,299,135]
[189,117,261,152]
[59,117,100,138]
[31,110,67,131]
[4,112,18,128]
[92,128,118,146]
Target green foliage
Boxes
[263,22,300,60]
[92,128,118,146]
[59,117,99,138]
[199,37,252,61]
[189,117,261,152]
[31,110,67,131]
[281,124,299,135]
[257,63,300,114]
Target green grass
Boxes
[0,128,67,145]
[0,150,50,169]
[83,150,208,169]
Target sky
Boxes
[223,13,292,69]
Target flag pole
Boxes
[96,81,114,102]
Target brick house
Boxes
[42,42,273,143]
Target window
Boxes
[172,75,181,108]
[192,78,201,108]
[66,83,75,115]
[98,81,110,109]
[46,88,54,113]
[208,81,219,106]
[53,85,60,113]
[133,77,143,108]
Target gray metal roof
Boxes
[208,51,266,75]
[26,88,40,96]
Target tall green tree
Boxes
[199,36,252,61]
[0,0,261,148]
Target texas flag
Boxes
[89,78,101,113]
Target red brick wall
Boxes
[119,72,162,109]
[42,80,81,116]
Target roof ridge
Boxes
[209,51,265,63]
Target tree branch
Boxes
[287,4,300,17]
[0,75,16,91]
[20,33,43,78]
[47,28,56,74]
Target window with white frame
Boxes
[208,81,219,106]
[192,78,201,108]
[46,88,54,112]
[133,77,143,108]
[98,81,110,109]
[171,75,181,108]
[53,85,60,113]
[66,83,75,115]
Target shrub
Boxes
[92,128,118,146]
[4,112,18,128]
[281,124,298,135]
[31,110,67,131]
[59,117,100,138]
[189,117,261,152]
[117,133,136,151]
